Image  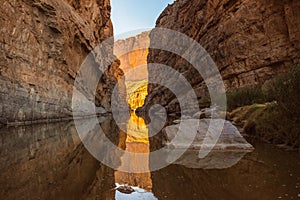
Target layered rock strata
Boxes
[0,0,123,124]
[114,31,150,109]
[144,0,300,113]
[114,31,150,82]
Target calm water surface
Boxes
[0,114,299,200]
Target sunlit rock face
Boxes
[0,0,123,123]
[114,31,150,82]
[115,113,153,191]
[126,82,148,110]
[114,31,150,110]
[144,0,300,113]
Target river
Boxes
[0,114,299,200]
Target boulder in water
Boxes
[162,119,254,169]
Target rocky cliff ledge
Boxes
[144,0,300,113]
[0,0,122,124]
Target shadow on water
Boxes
[0,115,299,200]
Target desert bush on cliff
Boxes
[243,103,300,148]
[227,87,269,111]
[227,64,300,112]
[266,64,300,118]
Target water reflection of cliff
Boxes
[115,112,153,191]
[1,117,299,199]
[0,119,117,200]
[150,141,300,200]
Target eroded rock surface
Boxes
[114,31,150,82]
[114,31,150,109]
[163,119,253,150]
[0,0,123,123]
[144,0,300,113]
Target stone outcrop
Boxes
[127,84,148,110]
[144,0,300,113]
[0,0,123,124]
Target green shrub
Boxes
[267,64,300,118]
[227,64,300,112]
[227,86,270,111]
[243,103,300,148]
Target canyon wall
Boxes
[114,32,150,109]
[114,31,149,82]
[144,0,300,113]
[127,84,148,110]
[0,0,123,124]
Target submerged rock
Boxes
[172,150,249,169]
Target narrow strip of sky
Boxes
[111,0,175,39]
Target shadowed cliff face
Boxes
[0,0,123,123]
[144,0,300,113]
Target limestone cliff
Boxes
[114,32,150,110]
[127,83,148,110]
[114,31,150,82]
[144,0,300,113]
[0,0,123,123]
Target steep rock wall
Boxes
[114,31,150,109]
[144,0,300,113]
[0,0,122,123]
[114,31,150,82]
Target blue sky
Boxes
[111,0,174,39]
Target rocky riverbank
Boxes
[229,103,300,151]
